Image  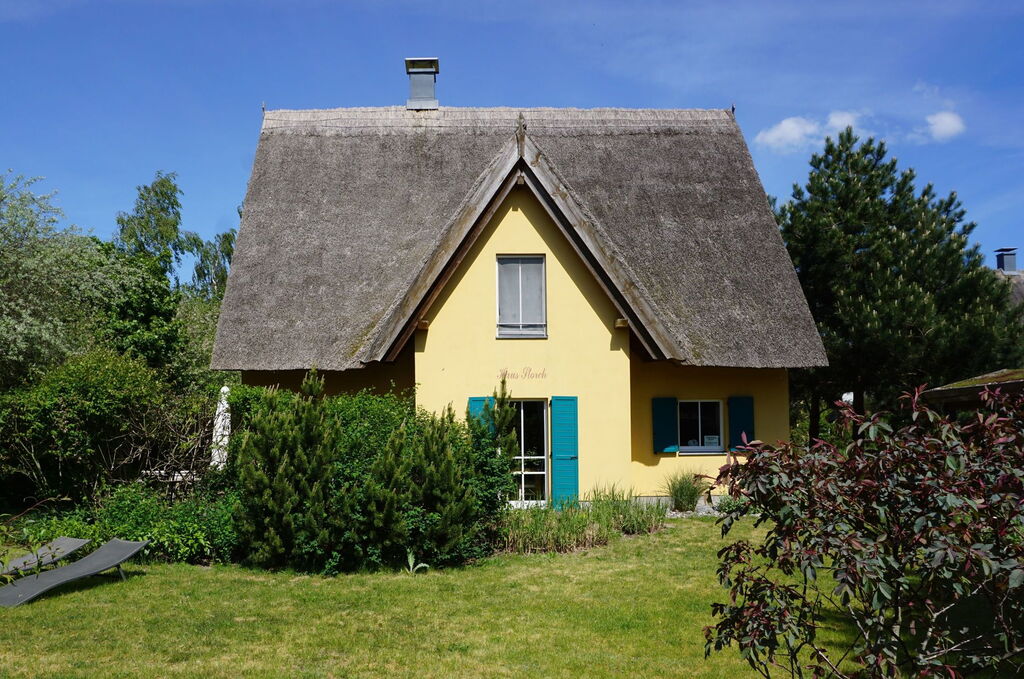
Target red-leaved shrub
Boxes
[705,388,1024,678]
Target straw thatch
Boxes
[212,107,827,371]
[997,270,1024,307]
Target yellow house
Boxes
[213,81,826,503]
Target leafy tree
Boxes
[0,172,192,386]
[706,388,1024,678]
[0,173,117,387]
[778,129,1023,433]
[190,224,236,299]
[169,293,237,395]
[95,243,183,371]
[114,171,202,279]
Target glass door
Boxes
[510,400,547,503]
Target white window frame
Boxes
[495,255,547,339]
[508,398,549,508]
[677,399,725,454]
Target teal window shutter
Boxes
[652,397,679,453]
[550,396,579,504]
[467,397,496,431]
[727,396,755,450]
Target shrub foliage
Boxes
[0,348,170,500]
[232,374,517,572]
[705,388,1024,678]
[234,372,337,570]
[19,483,237,564]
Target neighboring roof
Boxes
[921,368,1024,407]
[212,107,827,371]
[996,270,1024,307]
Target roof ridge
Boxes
[261,107,735,134]
[264,105,732,114]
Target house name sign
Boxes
[497,367,548,380]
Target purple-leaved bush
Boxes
[706,388,1023,678]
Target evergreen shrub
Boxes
[233,373,338,570]
[231,374,515,572]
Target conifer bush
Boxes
[233,371,338,570]
[230,375,516,572]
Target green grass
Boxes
[1,518,805,678]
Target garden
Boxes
[4,377,1022,678]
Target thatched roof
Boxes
[996,270,1024,307]
[921,368,1024,408]
[212,107,827,371]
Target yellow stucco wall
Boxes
[629,361,790,495]
[415,187,634,496]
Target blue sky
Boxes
[2,0,1021,266]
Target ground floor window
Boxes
[510,399,547,502]
[678,400,724,452]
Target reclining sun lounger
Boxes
[1,537,91,576]
[0,538,148,608]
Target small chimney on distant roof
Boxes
[405,57,439,110]
[996,247,1018,273]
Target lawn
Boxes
[2,518,783,678]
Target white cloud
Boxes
[825,110,861,132]
[755,110,870,153]
[925,111,965,141]
[754,116,821,152]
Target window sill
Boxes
[508,500,547,509]
[495,334,548,340]
[676,449,726,456]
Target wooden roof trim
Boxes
[516,165,664,361]
[370,137,522,362]
[379,153,522,362]
[380,150,673,363]
[520,136,678,361]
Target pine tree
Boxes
[359,423,412,568]
[234,371,339,570]
[404,407,477,565]
[466,379,518,521]
[779,128,1023,435]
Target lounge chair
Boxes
[1,537,91,576]
[0,538,148,608]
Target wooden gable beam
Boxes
[378,133,680,364]
[382,164,522,362]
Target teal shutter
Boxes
[727,396,755,449]
[652,397,679,453]
[467,397,495,431]
[550,396,579,505]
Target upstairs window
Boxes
[497,255,546,338]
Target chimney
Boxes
[996,247,1018,273]
[405,57,439,110]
